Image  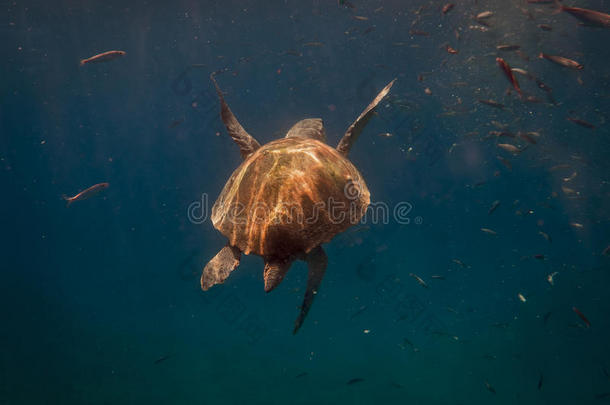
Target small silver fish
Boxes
[481,228,498,235]
[80,50,126,66]
[488,200,500,215]
[476,11,494,19]
[539,231,552,243]
[497,143,522,154]
[63,182,109,206]
[409,273,429,289]
[547,272,559,286]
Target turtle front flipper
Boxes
[210,74,261,159]
[336,79,396,156]
[201,244,241,291]
[285,118,326,142]
[293,246,327,334]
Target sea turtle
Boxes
[202,74,395,333]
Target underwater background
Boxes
[2,0,610,403]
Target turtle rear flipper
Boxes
[263,258,293,293]
[336,79,396,156]
[201,244,241,291]
[293,246,327,334]
[210,74,261,159]
[285,118,326,142]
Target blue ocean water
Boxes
[2,0,610,403]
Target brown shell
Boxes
[211,137,369,258]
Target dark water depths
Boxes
[2,0,610,404]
